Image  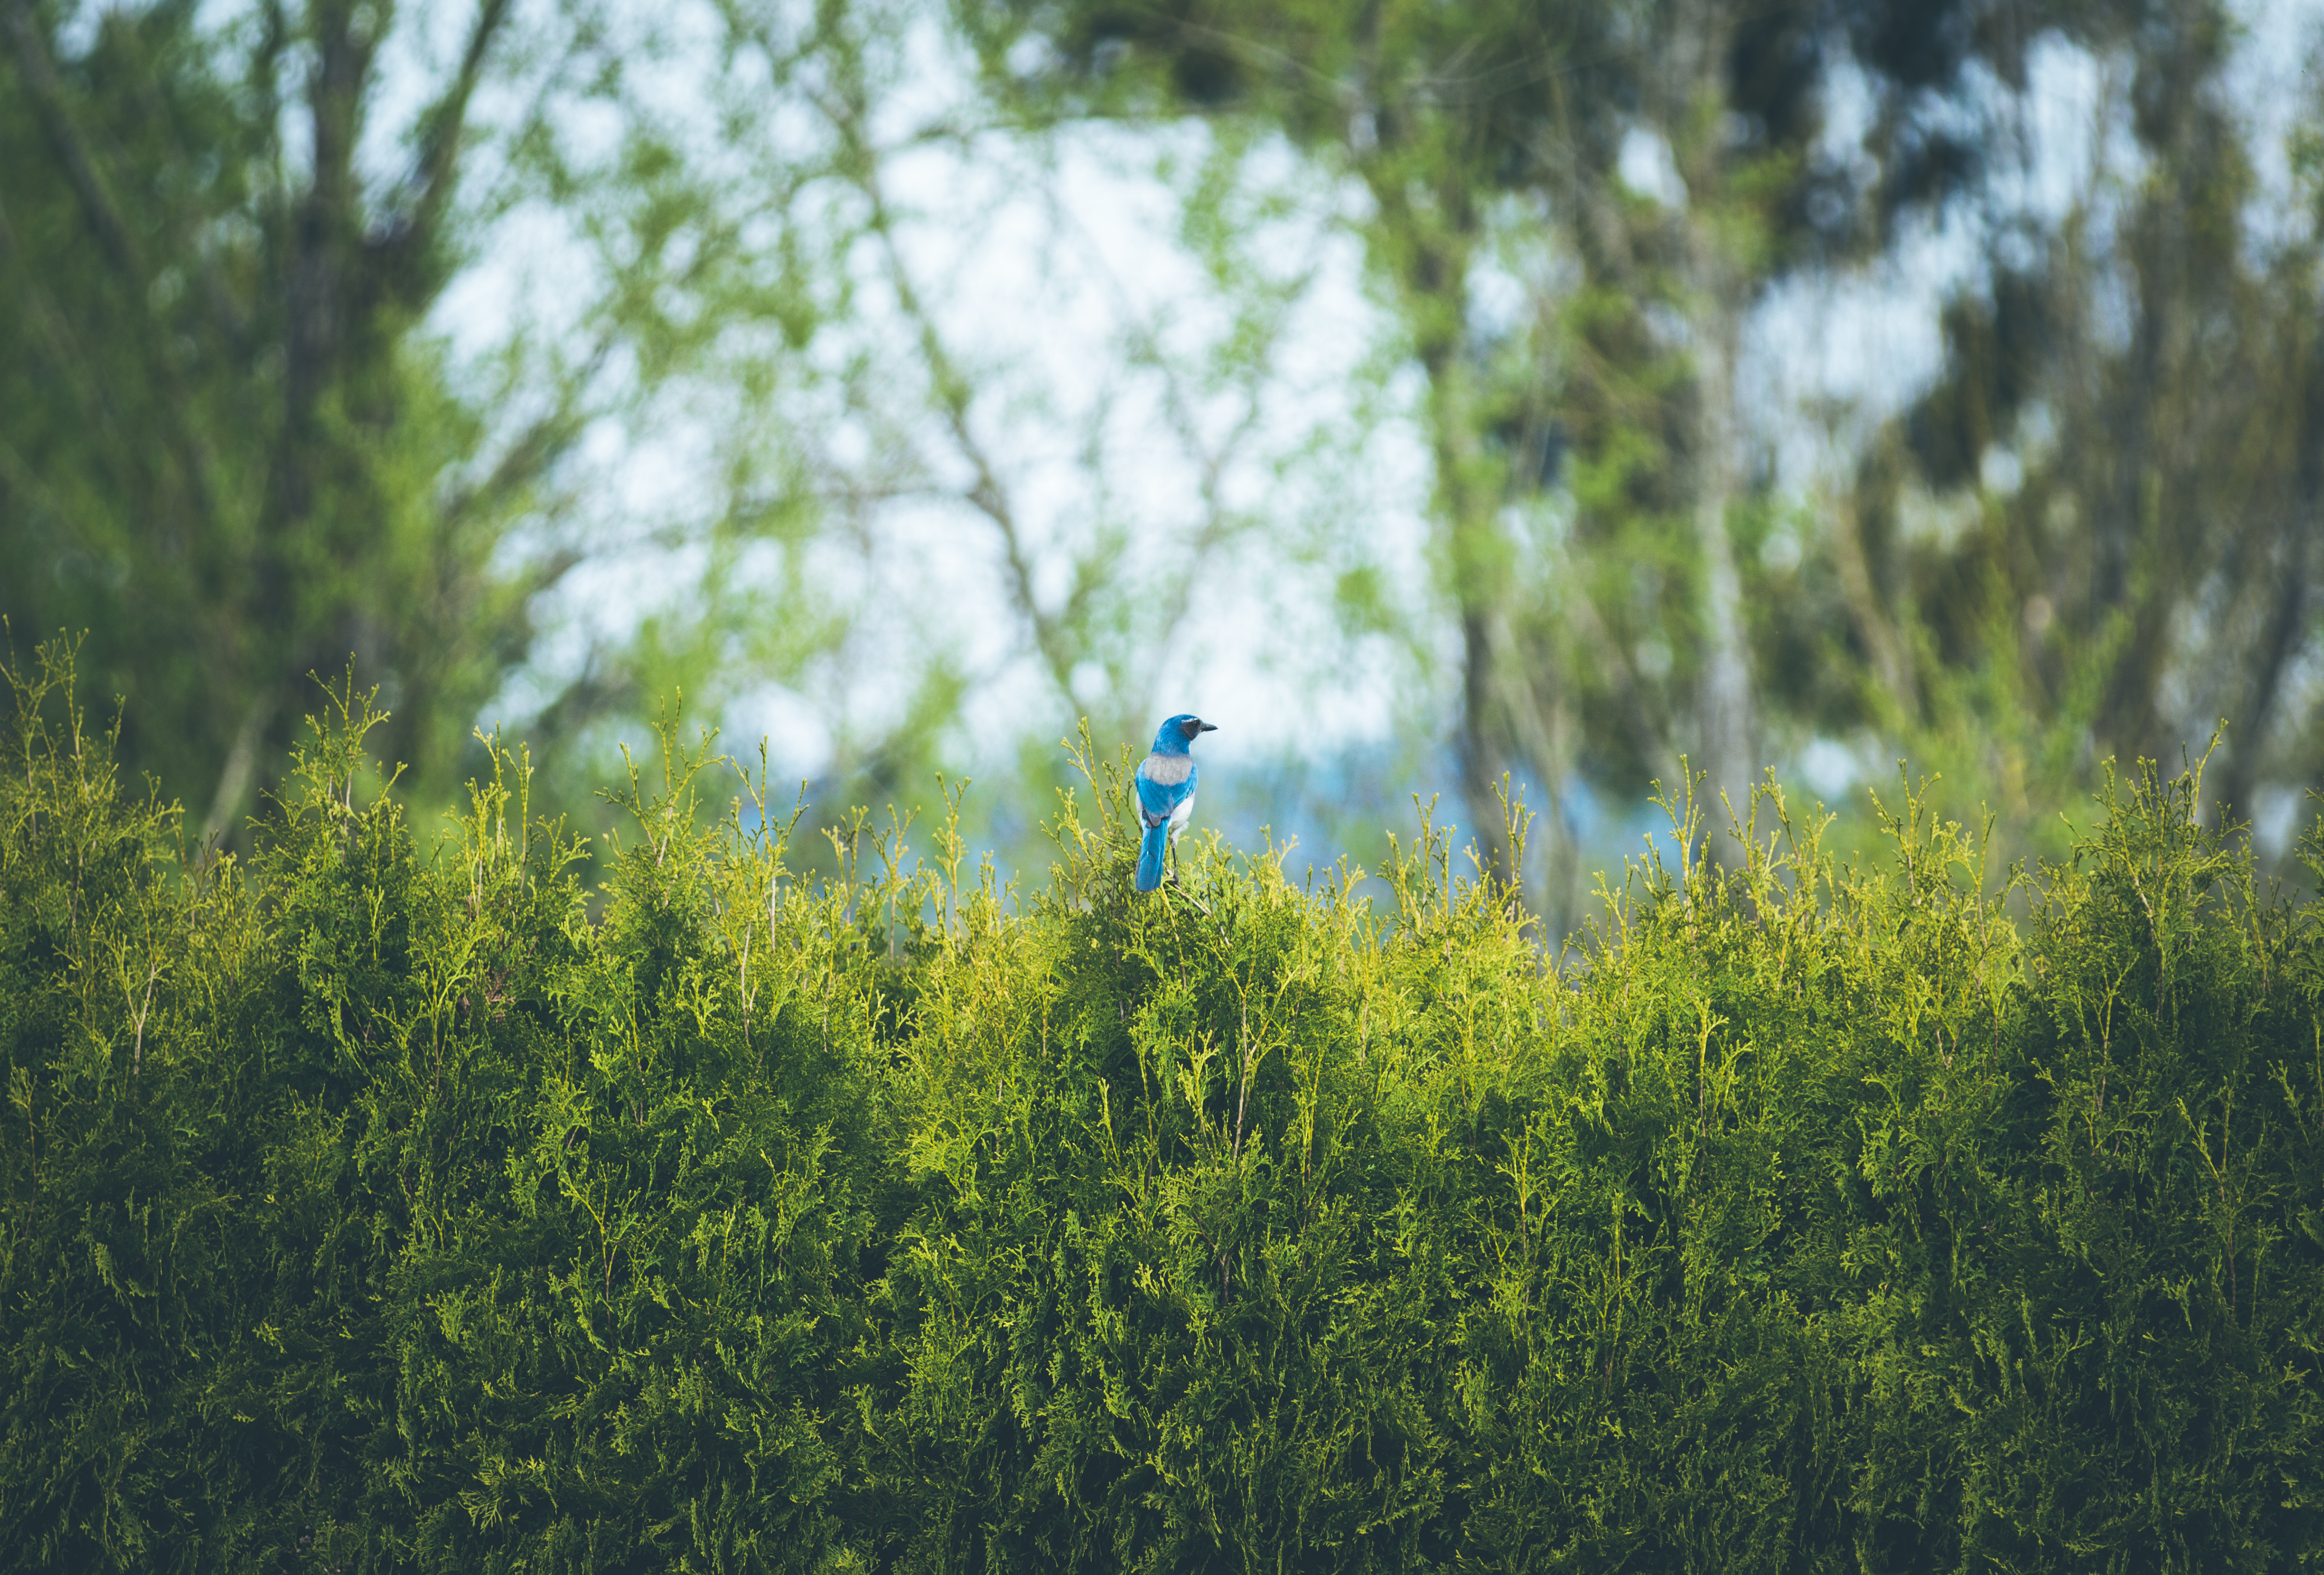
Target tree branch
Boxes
[1828,481,1916,726]
[1041,180,1280,702]
[0,30,225,545]
[375,0,514,292]
[114,15,251,349]
[2,0,144,283]
[0,190,126,454]
[439,338,615,534]
[833,98,1085,702]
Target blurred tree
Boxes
[0,0,1412,876]
[0,0,607,839]
[972,0,2323,912]
[1840,0,2324,845]
[960,0,1984,905]
[534,0,2323,895]
[553,0,1418,868]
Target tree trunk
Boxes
[1656,0,1759,867]
[1424,325,1526,892]
[1829,483,1916,726]
[1684,294,1757,857]
[1364,142,1547,897]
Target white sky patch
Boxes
[1467,274,1530,352]
[1746,204,1976,492]
[2230,0,2323,258]
[775,108,1437,773]
[2005,37,2111,227]
[1799,737,1864,803]
[1617,125,1687,209]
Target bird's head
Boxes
[1153,713,1217,753]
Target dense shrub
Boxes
[3,639,2321,1573]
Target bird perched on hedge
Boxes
[1134,713,1215,892]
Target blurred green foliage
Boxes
[990,0,2324,917]
[0,0,551,838]
[0,0,708,849]
[5,635,2322,1571]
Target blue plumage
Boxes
[1133,713,1215,892]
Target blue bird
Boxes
[1133,713,1215,892]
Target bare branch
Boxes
[1040,180,1284,679]
[203,692,276,843]
[440,338,616,533]
[825,92,1085,702]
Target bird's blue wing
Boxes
[1134,760,1193,826]
[1133,756,1197,892]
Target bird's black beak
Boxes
[1198,721,1218,732]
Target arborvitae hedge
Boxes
[3,640,2322,1573]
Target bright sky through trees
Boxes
[422,0,2308,843]
[436,26,1435,789]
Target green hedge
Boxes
[3,640,2321,1573]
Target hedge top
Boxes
[3,637,2321,1573]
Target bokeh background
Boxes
[3,0,2321,933]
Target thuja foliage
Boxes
[3,636,2322,1573]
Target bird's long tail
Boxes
[1135,822,1168,892]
